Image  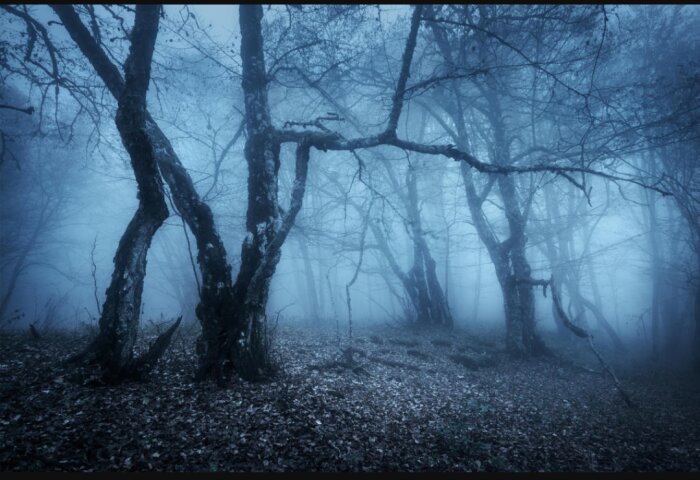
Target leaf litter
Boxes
[0,325,699,471]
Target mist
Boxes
[1,4,699,472]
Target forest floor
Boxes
[1,323,699,472]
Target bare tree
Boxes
[46,5,236,382]
[67,5,179,381]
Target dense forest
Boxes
[1,4,699,472]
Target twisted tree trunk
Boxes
[51,5,237,382]
[73,5,179,381]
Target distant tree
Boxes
[2,3,687,381]
[0,86,84,326]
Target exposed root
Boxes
[67,317,183,385]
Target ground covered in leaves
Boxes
[1,324,699,472]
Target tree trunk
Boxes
[75,6,177,381]
[298,234,321,324]
[215,4,282,381]
[195,5,315,381]
[0,199,49,322]
[51,5,238,382]
[488,92,541,355]
[428,16,545,356]
[644,152,662,356]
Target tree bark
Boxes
[426,12,545,355]
[406,164,453,327]
[51,5,237,381]
[74,5,177,381]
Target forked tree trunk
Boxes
[228,140,311,381]
[51,5,238,382]
[454,117,544,356]
[428,15,545,356]
[193,5,316,382]
[406,165,453,327]
[219,3,282,381]
[485,83,543,356]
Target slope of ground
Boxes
[1,324,698,471]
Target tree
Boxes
[66,5,182,381]
[244,3,669,358]
[216,5,314,380]
[3,3,685,381]
[44,5,238,381]
[0,85,85,327]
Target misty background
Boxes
[1,4,698,363]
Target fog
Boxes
[1,4,699,472]
[1,4,698,362]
